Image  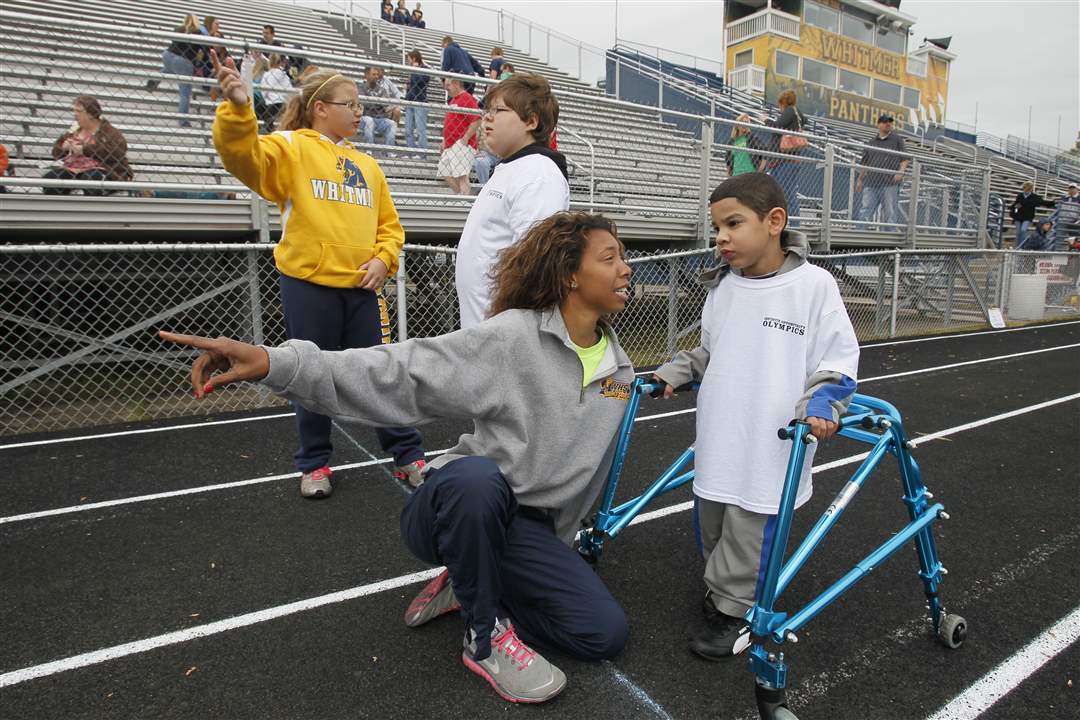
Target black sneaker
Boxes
[691,593,751,661]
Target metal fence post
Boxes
[396,248,408,341]
[666,257,678,357]
[700,120,713,247]
[657,73,664,126]
[906,160,920,249]
[890,250,901,337]
[821,145,834,252]
[246,247,264,347]
[614,57,621,99]
[874,257,888,335]
[944,256,956,325]
[249,196,270,243]
[977,167,991,248]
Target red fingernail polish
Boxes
[203,383,213,394]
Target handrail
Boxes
[557,124,595,209]
[613,37,723,75]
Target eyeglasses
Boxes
[322,100,362,112]
[482,106,513,119]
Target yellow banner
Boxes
[820,34,902,79]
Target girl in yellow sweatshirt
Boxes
[209,49,425,497]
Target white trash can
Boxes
[1007,274,1048,320]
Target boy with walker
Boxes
[209,50,427,496]
[653,173,860,660]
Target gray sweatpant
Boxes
[697,497,776,618]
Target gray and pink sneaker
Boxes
[299,466,332,498]
[404,568,461,628]
[462,619,566,704]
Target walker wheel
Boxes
[938,613,967,649]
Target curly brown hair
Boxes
[488,211,621,317]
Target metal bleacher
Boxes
[0,0,710,244]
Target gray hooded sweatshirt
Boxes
[261,307,636,542]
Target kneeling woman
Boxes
[160,211,634,704]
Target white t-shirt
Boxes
[455,153,569,329]
[260,68,294,106]
[694,263,860,514]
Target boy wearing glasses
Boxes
[454,73,569,329]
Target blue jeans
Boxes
[473,150,498,185]
[859,183,902,226]
[770,160,801,226]
[400,456,628,662]
[403,106,428,149]
[361,116,397,146]
[1015,220,1032,248]
[161,50,195,117]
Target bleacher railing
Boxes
[3,242,1078,436]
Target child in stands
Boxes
[454,73,569,329]
[160,211,634,704]
[208,49,427,496]
[654,173,859,661]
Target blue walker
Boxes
[577,379,967,720]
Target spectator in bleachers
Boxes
[259,55,294,133]
[0,143,9,193]
[380,1,394,22]
[393,0,411,24]
[261,25,283,48]
[438,77,479,195]
[153,14,202,125]
[766,89,806,225]
[725,114,766,177]
[441,36,484,94]
[455,73,570,328]
[1051,183,1080,250]
[244,53,270,127]
[498,62,515,81]
[488,47,506,79]
[1008,182,1055,248]
[409,8,426,28]
[207,49,428,494]
[1018,219,1054,251]
[473,128,498,186]
[360,67,402,148]
[43,95,132,195]
[403,50,430,153]
[855,113,908,226]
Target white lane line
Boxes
[4,345,1078,526]
[0,448,445,525]
[861,320,1079,349]
[925,606,1080,720]
[10,322,1077,450]
[605,663,677,720]
[0,413,295,451]
[0,567,443,689]
[2,392,1075,688]
[860,343,1080,383]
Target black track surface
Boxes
[2,321,1078,720]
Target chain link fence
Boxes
[4,243,1078,436]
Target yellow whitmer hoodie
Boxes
[213,101,404,288]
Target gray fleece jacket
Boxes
[261,307,636,543]
[655,230,857,422]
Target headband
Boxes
[306,74,345,110]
